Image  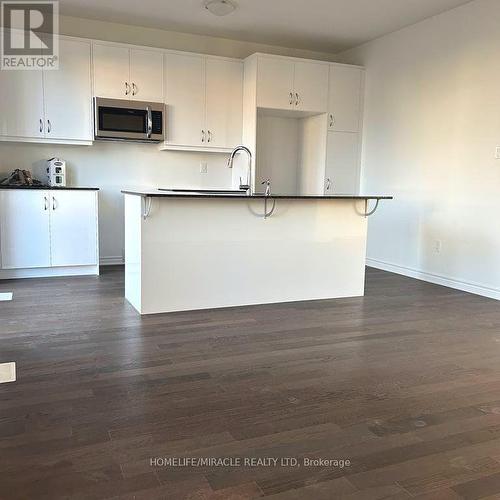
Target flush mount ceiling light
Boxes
[205,0,237,16]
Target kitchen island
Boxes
[122,190,392,315]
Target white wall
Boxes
[0,142,231,264]
[336,0,500,299]
[0,16,339,265]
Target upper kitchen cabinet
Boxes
[205,58,243,149]
[93,43,163,102]
[44,38,92,142]
[163,52,243,152]
[328,65,364,132]
[0,31,44,139]
[255,54,329,113]
[0,35,92,144]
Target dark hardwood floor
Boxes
[1,267,500,499]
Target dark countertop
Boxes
[0,185,99,191]
[121,188,392,200]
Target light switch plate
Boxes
[495,146,500,159]
[200,162,208,174]
[0,362,16,384]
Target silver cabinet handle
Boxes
[52,196,56,210]
[39,118,43,133]
[289,92,293,105]
[295,93,299,106]
[201,130,205,143]
[44,196,48,210]
[47,119,51,133]
[146,105,152,139]
[326,177,331,191]
[132,82,138,96]
[329,114,335,128]
[207,130,212,143]
[125,82,130,95]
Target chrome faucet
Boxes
[227,145,252,195]
[261,179,271,197]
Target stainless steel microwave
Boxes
[94,97,165,143]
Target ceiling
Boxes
[59,0,473,54]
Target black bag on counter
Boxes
[0,169,43,187]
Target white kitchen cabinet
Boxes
[256,55,328,113]
[93,43,163,101]
[0,33,44,139]
[129,49,163,102]
[50,191,98,267]
[205,58,243,149]
[256,57,295,110]
[294,61,329,113]
[325,132,360,194]
[44,39,92,141]
[328,65,363,132]
[0,190,51,269]
[163,53,242,151]
[0,189,99,278]
[0,36,92,144]
[93,43,130,99]
[164,53,206,148]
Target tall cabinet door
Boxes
[93,43,130,99]
[129,49,163,102]
[328,66,363,132]
[0,190,51,269]
[0,33,43,138]
[49,191,98,267]
[164,53,206,147]
[294,61,329,113]
[43,39,92,141]
[325,132,360,194]
[256,56,295,110]
[205,58,243,149]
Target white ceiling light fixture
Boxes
[205,0,237,17]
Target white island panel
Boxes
[124,195,369,315]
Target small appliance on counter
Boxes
[46,158,66,187]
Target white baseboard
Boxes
[0,265,99,280]
[100,256,124,266]
[366,258,500,301]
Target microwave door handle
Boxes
[146,106,153,139]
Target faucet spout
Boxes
[227,145,252,195]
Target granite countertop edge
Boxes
[0,186,99,191]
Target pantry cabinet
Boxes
[163,52,243,151]
[0,189,99,277]
[93,43,163,101]
[328,65,364,132]
[0,37,92,144]
[256,54,329,113]
[324,132,361,194]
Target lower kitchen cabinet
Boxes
[0,189,99,278]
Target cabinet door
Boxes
[294,61,329,113]
[325,132,360,194]
[328,66,363,132]
[205,58,243,148]
[93,43,130,99]
[43,39,92,141]
[0,32,44,138]
[256,56,295,110]
[0,190,51,269]
[164,53,206,147]
[49,191,98,267]
[129,49,163,102]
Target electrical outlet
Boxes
[495,147,500,160]
[200,162,208,174]
[434,240,442,254]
